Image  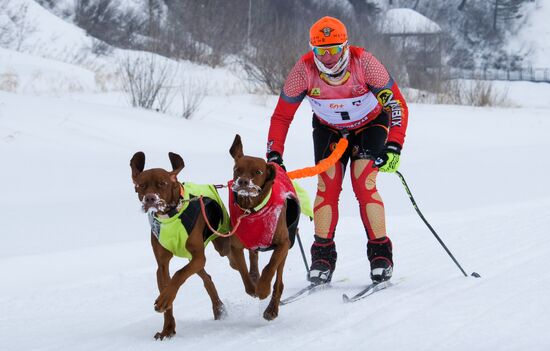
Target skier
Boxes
[266,16,409,285]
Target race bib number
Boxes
[306,92,380,129]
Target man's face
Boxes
[312,42,346,69]
[315,50,343,68]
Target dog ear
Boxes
[130,152,145,181]
[168,152,185,180]
[266,163,277,183]
[229,134,244,160]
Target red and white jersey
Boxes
[304,51,383,130]
[267,46,408,156]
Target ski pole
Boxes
[295,230,310,276]
[395,171,480,278]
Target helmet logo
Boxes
[320,27,334,37]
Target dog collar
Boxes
[156,184,188,220]
[233,187,272,214]
[253,188,272,212]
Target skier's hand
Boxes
[374,143,401,173]
[267,151,286,170]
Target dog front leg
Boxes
[263,255,287,321]
[230,236,257,297]
[256,238,290,300]
[155,253,206,313]
[248,250,259,284]
[155,220,210,313]
[152,236,176,340]
[154,262,177,340]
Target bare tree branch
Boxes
[118,53,176,112]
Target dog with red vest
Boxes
[227,134,302,320]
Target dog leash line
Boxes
[198,196,249,238]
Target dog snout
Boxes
[237,178,249,187]
[144,194,157,205]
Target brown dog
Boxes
[227,135,301,320]
[130,151,232,340]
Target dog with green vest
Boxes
[130,151,232,340]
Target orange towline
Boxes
[287,138,348,180]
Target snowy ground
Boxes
[1,83,550,350]
[1,2,550,348]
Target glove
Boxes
[374,142,401,173]
[267,151,286,170]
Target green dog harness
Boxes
[148,182,230,259]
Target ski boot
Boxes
[367,237,393,283]
[308,236,337,285]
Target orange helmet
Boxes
[309,16,348,46]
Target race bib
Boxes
[306,92,380,129]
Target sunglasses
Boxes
[311,41,348,56]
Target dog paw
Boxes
[262,297,280,321]
[263,305,279,321]
[255,280,271,300]
[214,303,227,320]
[154,329,176,340]
[245,286,257,298]
[154,289,176,313]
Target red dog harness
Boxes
[229,163,298,250]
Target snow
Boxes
[0,0,247,96]
[0,47,97,94]
[1,0,93,63]
[2,82,550,350]
[379,8,441,35]
[1,2,550,350]
[490,79,550,108]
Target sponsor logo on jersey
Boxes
[329,103,344,109]
[310,87,321,97]
[377,89,394,105]
[376,89,402,127]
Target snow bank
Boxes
[1,0,93,64]
[0,48,97,94]
[0,0,247,96]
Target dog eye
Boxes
[255,170,263,175]
[158,181,168,187]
